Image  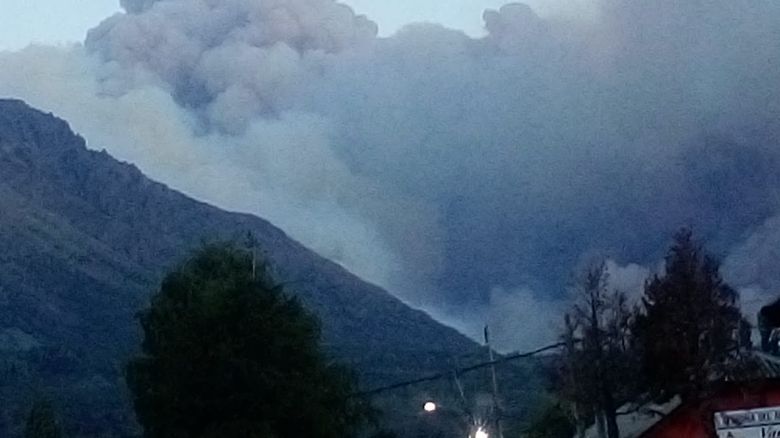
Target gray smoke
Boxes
[3,0,780,350]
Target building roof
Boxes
[583,397,681,438]
[580,351,780,438]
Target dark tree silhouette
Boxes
[524,402,576,438]
[633,229,744,400]
[558,260,634,438]
[126,243,371,438]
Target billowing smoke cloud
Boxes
[724,216,780,324]
[473,259,650,352]
[3,0,780,349]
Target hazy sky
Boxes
[1,1,119,50]
[3,0,780,351]
[0,0,581,51]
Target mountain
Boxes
[0,99,488,436]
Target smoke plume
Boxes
[3,0,780,349]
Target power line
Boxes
[355,341,567,397]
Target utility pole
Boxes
[484,325,503,438]
[452,370,476,433]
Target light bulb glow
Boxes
[474,427,489,438]
[423,401,437,412]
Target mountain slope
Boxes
[0,99,481,435]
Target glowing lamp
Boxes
[474,427,489,438]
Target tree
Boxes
[524,402,576,438]
[557,313,590,438]
[126,243,371,438]
[633,229,744,401]
[24,400,62,438]
[557,260,634,438]
[759,298,780,353]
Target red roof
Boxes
[642,379,780,437]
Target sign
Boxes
[715,406,780,438]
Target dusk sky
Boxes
[0,0,589,50]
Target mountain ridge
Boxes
[0,98,480,435]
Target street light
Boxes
[423,401,437,413]
[474,427,489,438]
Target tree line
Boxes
[22,228,752,438]
[528,228,754,438]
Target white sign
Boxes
[715,425,780,438]
[715,406,780,438]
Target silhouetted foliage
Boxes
[126,243,371,438]
[633,229,744,401]
[24,400,62,438]
[524,402,576,438]
[557,260,634,438]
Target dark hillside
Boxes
[0,99,485,435]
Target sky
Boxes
[0,0,586,51]
[1,1,119,50]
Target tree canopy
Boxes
[524,401,576,438]
[557,260,634,438]
[126,243,370,438]
[545,229,753,437]
[633,229,744,400]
